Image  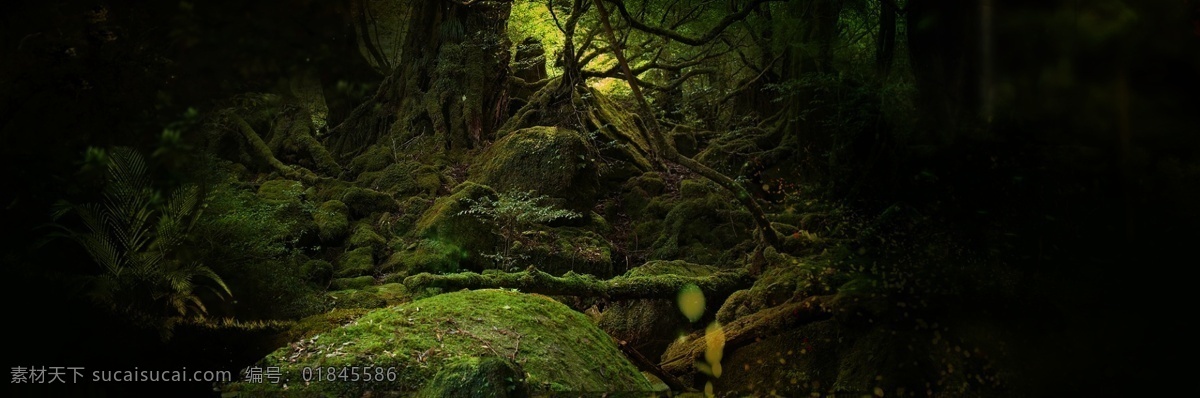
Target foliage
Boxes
[190,161,326,320]
[458,190,581,270]
[51,147,230,339]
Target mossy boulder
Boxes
[335,247,376,277]
[342,186,396,218]
[330,276,377,291]
[348,222,387,255]
[597,260,718,360]
[381,239,465,275]
[716,251,846,324]
[651,192,753,264]
[471,126,599,212]
[366,283,411,306]
[314,200,350,243]
[412,182,498,271]
[230,289,652,396]
[392,196,434,234]
[256,179,305,203]
[515,227,615,278]
[328,288,387,309]
[347,144,393,176]
[357,161,419,194]
[300,259,334,284]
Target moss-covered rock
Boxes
[471,126,599,212]
[678,178,718,199]
[347,144,393,176]
[515,227,615,278]
[328,288,387,309]
[391,196,433,235]
[651,193,753,264]
[229,289,652,396]
[366,283,411,306]
[330,276,377,291]
[336,247,376,277]
[341,186,397,218]
[381,239,465,275]
[256,179,305,203]
[627,171,666,196]
[300,259,334,284]
[275,199,320,248]
[597,260,718,360]
[348,222,387,255]
[314,200,350,244]
[414,165,445,196]
[716,251,846,325]
[412,182,498,271]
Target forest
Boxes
[3,0,1198,396]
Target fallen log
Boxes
[403,266,752,301]
[659,295,833,375]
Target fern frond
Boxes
[192,264,232,297]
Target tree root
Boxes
[659,295,832,375]
[227,113,320,184]
[403,266,753,301]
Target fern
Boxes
[51,147,231,339]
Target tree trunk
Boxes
[876,0,897,80]
[326,0,512,157]
[906,0,981,145]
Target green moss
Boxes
[348,144,394,175]
[341,187,397,218]
[275,199,320,247]
[330,275,377,290]
[357,161,420,195]
[587,211,612,235]
[328,288,387,309]
[365,283,411,306]
[348,222,387,255]
[412,182,498,271]
[620,189,653,220]
[416,357,529,398]
[414,165,445,196]
[632,220,664,249]
[314,200,350,244]
[256,179,305,203]
[336,247,376,277]
[627,171,665,196]
[515,227,615,277]
[393,196,433,234]
[229,289,652,396]
[470,126,599,212]
[301,259,334,284]
[678,178,718,199]
[270,308,369,347]
[381,239,464,275]
[651,194,752,264]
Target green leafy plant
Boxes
[458,190,580,271]
[50,147,231,339]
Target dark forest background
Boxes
[3,0,1198,396]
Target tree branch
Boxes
[604,0,783,46]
